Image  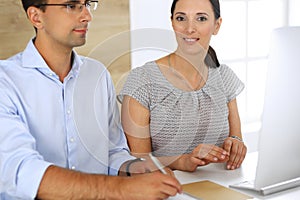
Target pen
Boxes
[149,153,201,199]
[148,152,167,174]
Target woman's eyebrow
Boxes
[196,12,209,16]
[175,12,209,16]
[174,12,186,15]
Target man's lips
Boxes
[73,28,88,34]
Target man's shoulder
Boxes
[78,56,106,70]
[77,56,112,80]
[79,56,103,64]
[0,53,22,71]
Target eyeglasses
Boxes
[34,1,99,14]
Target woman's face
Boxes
[171,0,221,55]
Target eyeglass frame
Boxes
[34,0,99,13]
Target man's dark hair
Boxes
[21,0,47,32]
[21,0,47,12]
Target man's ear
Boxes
[213,17,222,35]
[27,6,43,30]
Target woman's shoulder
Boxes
[211,64,235,77]
[132,60,158,71]
[211,63,230,71]
[128,61,161,78]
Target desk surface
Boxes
[173,152,300,199]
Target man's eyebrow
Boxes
[65,0,81,3]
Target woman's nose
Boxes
[185,20,196,34]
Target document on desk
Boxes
[169,192,200,200]
[171,180,253,200]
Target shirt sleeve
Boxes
[105,70,135,175]
[0,75,52,199]
[118,66,151,109]
[219,64,245,102]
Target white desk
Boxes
[173,152,300,199]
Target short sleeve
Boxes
[118,66,151,109]
[219,64,245,102]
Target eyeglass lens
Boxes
[67,1,98,13]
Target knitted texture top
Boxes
[119,61,244,156]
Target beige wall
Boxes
[0,0,130,84]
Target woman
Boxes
[118,0,247,172]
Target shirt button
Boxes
[71,166,76,170]
[70,138,75,143]
[67,110,71,115]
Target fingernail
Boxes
[214,157,218,161]
[227,165,231,169]
[221,155,225,159]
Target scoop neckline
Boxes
[150,60,210,94]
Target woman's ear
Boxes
[213,17,222,35]
[27,6,43,30]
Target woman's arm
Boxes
[223,98,247,170]
[121,95,229,172]
[121,95,152,154]
[228,99,243,139]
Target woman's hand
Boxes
[171,144,229,172]
[223,137,247,170]
[191,144,229,164]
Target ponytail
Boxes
[205,46,220,68]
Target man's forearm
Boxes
[37,165,111,199]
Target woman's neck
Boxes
[167,52,208,91]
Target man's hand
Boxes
[109,172,182,200]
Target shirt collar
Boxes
[22,38,49,69]
[21,38,82,77]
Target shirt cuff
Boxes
[16,159,52,199]
[109,151,135,175]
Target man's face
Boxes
[37,0,93,49]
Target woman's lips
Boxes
[183,38,199,42]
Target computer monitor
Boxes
[255,26,300,189]
[230,26,300,195]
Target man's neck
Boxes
[34,36,73,82]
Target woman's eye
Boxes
[197,16,207,22]
[176,16,185,21]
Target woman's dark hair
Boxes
[171,0,221,68]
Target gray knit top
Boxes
[118,61,244,156]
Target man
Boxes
[0,0,181,199]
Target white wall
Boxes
[289,0,300,25]
[129,0,176,68]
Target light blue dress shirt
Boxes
[0,40,134,199]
